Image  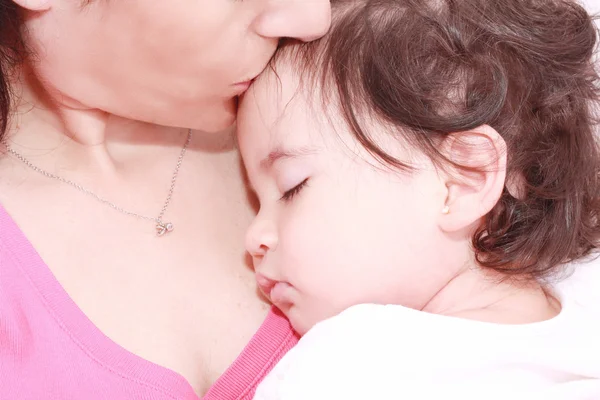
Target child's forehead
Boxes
[242,55,357,154]
[249,68,324,127]
[240,74,316,150]
[253,62,305,105]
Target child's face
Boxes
[237,65,458,334]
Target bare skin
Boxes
[0,120,268,395]
[0,0,331,395]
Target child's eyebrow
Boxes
[260,146,317,170]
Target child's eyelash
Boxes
[280,178,309,202]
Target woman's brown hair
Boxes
[275,0,600,280]
[0,0,96,141]
[0,0,25,139]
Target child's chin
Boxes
[288,305,347,336]
[290,319,310,336]
[287,311,320,336]
[283,309,309,336]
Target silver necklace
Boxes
[2,129,193,237]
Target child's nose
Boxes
[245,216,278,262]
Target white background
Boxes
[582,0,600,13]
[564,0,600,305]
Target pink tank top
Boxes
[0,204,298,400]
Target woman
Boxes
[0,0,331,399]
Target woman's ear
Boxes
[438,125,507,233]
[10,0,51,11]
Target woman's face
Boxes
[18,0,331,131]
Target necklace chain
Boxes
[1,129,193,236]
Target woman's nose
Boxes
[254,0,332,42]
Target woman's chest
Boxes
[3,204,269,396]
[0,162,268,396]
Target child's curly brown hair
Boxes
[274,0,600,280]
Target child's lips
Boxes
[269,281,294,306]
[255,273,293,306]
[255,273,277,296]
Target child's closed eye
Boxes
[280,178,309,202]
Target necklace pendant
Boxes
[156,221,174,237]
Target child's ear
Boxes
[10,0,51,11]
[438,125,507,233]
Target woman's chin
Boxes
[156,97,237,133]
[192,98,238,132]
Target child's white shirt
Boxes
[253,286,600,400]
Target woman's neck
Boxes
[5,67,194,175]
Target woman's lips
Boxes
[232,79,254,94]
